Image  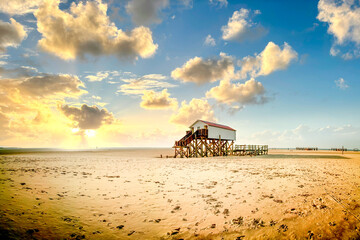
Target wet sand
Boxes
[0,149,359,239]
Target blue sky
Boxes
[0,0,359,148]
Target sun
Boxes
[85,129,96,138]
[71,128,80,133]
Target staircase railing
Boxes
[175,128,208,147]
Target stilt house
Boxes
[174,120,236,158]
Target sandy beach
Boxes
[0,149,359,239]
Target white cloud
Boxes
[140,89,178,109]
[0,73,86,99]
[23,48,39,58]
[246,124,360,148]
[0,18,27,52]
[171,52,234,84]
[118,74,176,95]
[335,77,349,89]
[34,0,158,61]
[0,65,40,78]
[0,71,86,139]
[142,74,167,80]
[170,98,216,126]
[20,66,38,73]
[117,73,178,109]
[179,0,193,8]
[0,0,43,15]
[18,74,86,98]
[59,104,114,130]
[206,78,267,106]
[317,0,360,58]
[92,95,102,100]
[209,0,228,8]
[341,52,354,60]
[126,0,169,25]
[330,46,340,56]
[227,105,244,114]
[86,72,109,82]
[238,41,298,79]
[222,8,267,42]
[204,34,216,46]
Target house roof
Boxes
[190,120,236,131]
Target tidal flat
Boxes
[0,149,359,239]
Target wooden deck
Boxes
[174,128,234,158]
[174,129,208,147]
[173,128,268,158]
[233,144,268,156]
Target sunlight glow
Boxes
[85,129,96,138]
[71,128,80,133]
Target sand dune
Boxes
[0,149,359,239]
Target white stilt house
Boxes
[174,120,236,158]
[189,120,236,141]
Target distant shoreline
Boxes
[0,147,359,155]
[0,147,173,155]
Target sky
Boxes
[0,0,359,149]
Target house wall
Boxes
[191,121,206,132]
[189,120,236,141]
[208,125,236,140]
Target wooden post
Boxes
[205,139,208,157]
[195,135,198,158]
[212,139,215,156]
[200,137,204,157]
[231,140,234,155]
[218,135,221,156]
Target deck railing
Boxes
[175,128,208,147]
[234,144,268,155]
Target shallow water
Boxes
[0,149,359,239]
[257,154,349,159]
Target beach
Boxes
[0,149,359,239]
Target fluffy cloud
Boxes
[171,53,234,84]
[0,0,43,15]
[126,0,169,25]
[86,71,109,82]
[142,74,167,80]
[118,74,176,95]
[92,95,102,100]
[238,42,297,79]
[20,74,86,97]
[0,69,88,147]
[0,70,85,120]
[204,34,216,46]
[0,73,85,100]
[117,73,178,109]
[222,8,267,42]
[0,18,27,52]
[179,0,193,8]
[335,77,349,89]
[0,65,33,78]
[170,98,216,126]
[34,0,158,60]
[246,124,360,148]
[140,89,178,109]
[206,78,266,105]
[59,104,114,130]
[317,0,360,58]
[209,0,228,8]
